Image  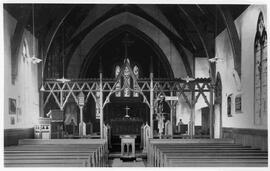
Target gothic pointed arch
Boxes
[79,25,174,79]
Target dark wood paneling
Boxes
[222,127,268,151]
[4,128,34,146]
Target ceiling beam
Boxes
[177,5,216,80]
[43,6,74,65]
[79,25,175,79]
[61,5,193,77]
[217,5,241,78]
[158,5,196,52]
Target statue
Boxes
[156,95,166,138]
[157,113,165,138]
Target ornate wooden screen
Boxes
[42,78,212,110]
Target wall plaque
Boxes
[9,98,16,115]
[235,95,242,113]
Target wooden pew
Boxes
[148,139,268,167]
[5,145,102,166]
[5,150,97,167]
[148,139,235,166]
[5,139,108,167]
[156,147,267,167]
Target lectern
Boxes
[120,135,137,161]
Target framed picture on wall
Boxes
[227,94,232,117]
[235,94,242,113]
[9,98,16,115]
[10,116,15,125]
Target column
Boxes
[79,105,86,136]
[99,72,104,139]
[170,91,173,136]
[78,92,86,136]
[209,84,214,139]
[150,72,154,138]
[189,88,195,138]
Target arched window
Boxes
[123,65,131,97]
[22,39,30,63]
[254,12,267,125]
[115,65,121,97]
[133,65,139,97]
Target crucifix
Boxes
[124,105,130,118]
[122,33,134,59]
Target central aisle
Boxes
[109,158,147,167]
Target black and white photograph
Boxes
[1,0,269,168]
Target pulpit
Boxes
[120,135,137,160]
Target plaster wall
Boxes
[215,5,267,130]
[4,10,40,129]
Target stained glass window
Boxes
[254,12,267,125]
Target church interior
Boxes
[3,3,268,167]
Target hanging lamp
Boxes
[40,47,45,91]
[30,4,42,64]
[183,76,195,83]
[209,6,224,63]
[56,24,70,83]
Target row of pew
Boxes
[4,139,108,167]
[148,139,268,167]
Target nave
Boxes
[3,3,268,168]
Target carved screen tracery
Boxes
[123,65,131,97]
[114,59,140,98]
[254,12,267,125]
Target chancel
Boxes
[3,2,268,168]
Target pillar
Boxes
[79,105,86,136]
[99,72,104,139]
[209,84,214,139]
[189,87,195,138]
[149,56,154,138]
[150,72,154,138]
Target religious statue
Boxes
[157,114,165,138]
[156,95,166,138]
[177,119,184,133]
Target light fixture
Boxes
[40,84,45,91]
[209,56,224,63]
[209,6,224,64]
[30,4,42,64]
[56,23,70,83]
[56,77,71,83]
[182,76,195,83]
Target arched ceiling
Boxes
[4,4,248,79]
[66,12,187,78]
